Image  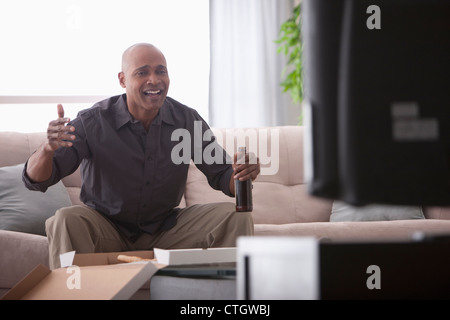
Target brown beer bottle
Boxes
[235,147,253,212]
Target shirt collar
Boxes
[113,94,175,130]
[158,98,176,126]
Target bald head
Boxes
[121,43,167,74]
[118,43,170,123]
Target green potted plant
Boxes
[275,3,302,123]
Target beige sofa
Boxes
[1,126,450,299]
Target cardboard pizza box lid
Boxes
[2,250,159,300]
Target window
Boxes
[0,0,210,132]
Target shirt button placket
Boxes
[141,131,154,216]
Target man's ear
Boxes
[118,72,126,88]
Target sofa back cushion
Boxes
[183,126,333,224]
[0,132,47,167]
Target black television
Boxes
[302,0,450,206]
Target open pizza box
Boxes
[1,247,237,300]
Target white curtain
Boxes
[209,0,300,128]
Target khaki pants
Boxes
[45,202,254,269]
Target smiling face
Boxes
[118,43,170,121]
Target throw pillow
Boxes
[330,200,425,222]
[0,163,72,236]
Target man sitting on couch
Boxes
[22,42,260,269]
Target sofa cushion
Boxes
[330,201,425,222]
[254,219,450,241]
[0,163,72,236]
[0,132,47,168]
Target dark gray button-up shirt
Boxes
[23,94,234,239]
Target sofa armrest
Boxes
[0,230,49,293]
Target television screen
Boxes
[302,0,450,206]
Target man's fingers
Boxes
[57,104,65,119]
[46,122,75,152]
[234,166,260,181]
[48,122,75,132]
[46,131,75,150]
[233,151,260,181]
[48,118,72,130]
[47,130,76,140]
[44,104,75,152]
[47,133,74,147]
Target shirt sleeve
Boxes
[22,160,59,192]
[214,164,234,197]
[198,158,234,197]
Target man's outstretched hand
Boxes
[44,104,76,152]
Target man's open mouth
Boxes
[143,89,162,96]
